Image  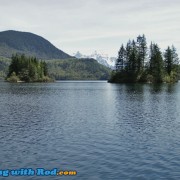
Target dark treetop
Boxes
[109,35,179,83]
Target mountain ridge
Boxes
[0,30,111,80]
[0,30,71,59]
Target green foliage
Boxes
[137,34,148,72]
[7,54,51,82]
[164,46,173,75]
[110,35,179,83]
[0,56,111,80]
[149,43,164,83]
[46,58,111,80]
[164,71,179,83]
[0,57,11,77]
[0,30,111,80]
[6,72,20,82]
[164,45,179,81]
[116,44,126,71]
[113,35,148,82]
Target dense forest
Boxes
[0,56,111,81]
[0,57,10,78]
[6,54,52,82]
[109,35,179,83]
[47,58,111,80]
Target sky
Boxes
[0,0,180,57]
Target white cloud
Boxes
[0,0,180,56]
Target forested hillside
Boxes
[47,58,111,80]
[0,30,71,59]
[0,56,111,80]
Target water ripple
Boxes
[0,82,180,179]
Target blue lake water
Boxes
[0,81,180,179]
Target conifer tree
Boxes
[136,34,147,72]
[115,44,126,71]
[7,54,50,82]
[109,35,179,83]
[125,40,132,72]
[164,46,173,75]
[129,40,138,73]
[171,45,179,65]
[149,44,164,82]
[164,46,179,75]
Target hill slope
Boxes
[0,30,111,80]
[0,30,71,59]
[0,57,111,80]
[47,58,111,80]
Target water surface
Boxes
[0,81,180,179]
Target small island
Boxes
[109,35,179,83]
[6,54,53,82]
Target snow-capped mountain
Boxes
[73,51,116,69]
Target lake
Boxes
[0,81,180,179]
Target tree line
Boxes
[0,56,111,81]
[7,54,52,82]
[109,35,179,83]
[46,58,111,80]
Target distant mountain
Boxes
[0,30,71,59]
[0,30,112,80]
[73,51,116,69]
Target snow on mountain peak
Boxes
[73,51,116,69]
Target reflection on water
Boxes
[0,81,180,179]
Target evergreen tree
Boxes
[164,46,173,75]
[125,40,132,72]
[42,61,48,76]
[7,54,51,82]
[164,45,179,82]
[171,45,179,65]
[109,35,179,83]
[148,42,154,73]
[129,40,138,73]
[149,44,164,82]
[164,45,179,74]
[115,44,126,71]
[136,34,147,72]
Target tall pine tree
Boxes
[115,44,126,71]
[137,34,147,72]
[149,44,164,82]
[164,46,173,75]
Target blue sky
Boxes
[0,0,180,57]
